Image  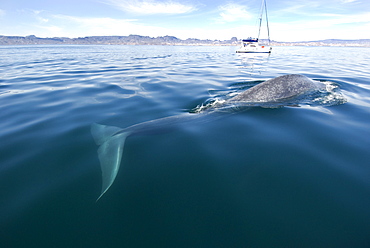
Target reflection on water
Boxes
[237,52,271,76]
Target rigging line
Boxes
[264,0,271,44]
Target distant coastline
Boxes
[1,35,369,47]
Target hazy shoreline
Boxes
[1,34,369,47]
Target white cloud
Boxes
[217,3,252,23]
[305,12,370,27]
[102,0,197,14]
[271,12,370,41]
[341,0,357,3]
[0,9,5,17]
[33,11,49,23]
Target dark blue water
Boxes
[0,45,369,247]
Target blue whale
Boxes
[91,74,320,200]
[229,74,318,103]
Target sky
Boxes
[0,0,369,42]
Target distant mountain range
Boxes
[274,39,370,47]
[0,35,369,47]
[0,35,238,46]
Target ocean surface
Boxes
[0,45,369,247]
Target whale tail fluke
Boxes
[91,123,130,201]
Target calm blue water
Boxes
[0,45,369,247]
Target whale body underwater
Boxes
[91,74,325,200]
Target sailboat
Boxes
[236,0,272,53]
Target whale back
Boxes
[229,74,318,103]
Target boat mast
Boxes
[257,0,264,41]
[257,0,270,45]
